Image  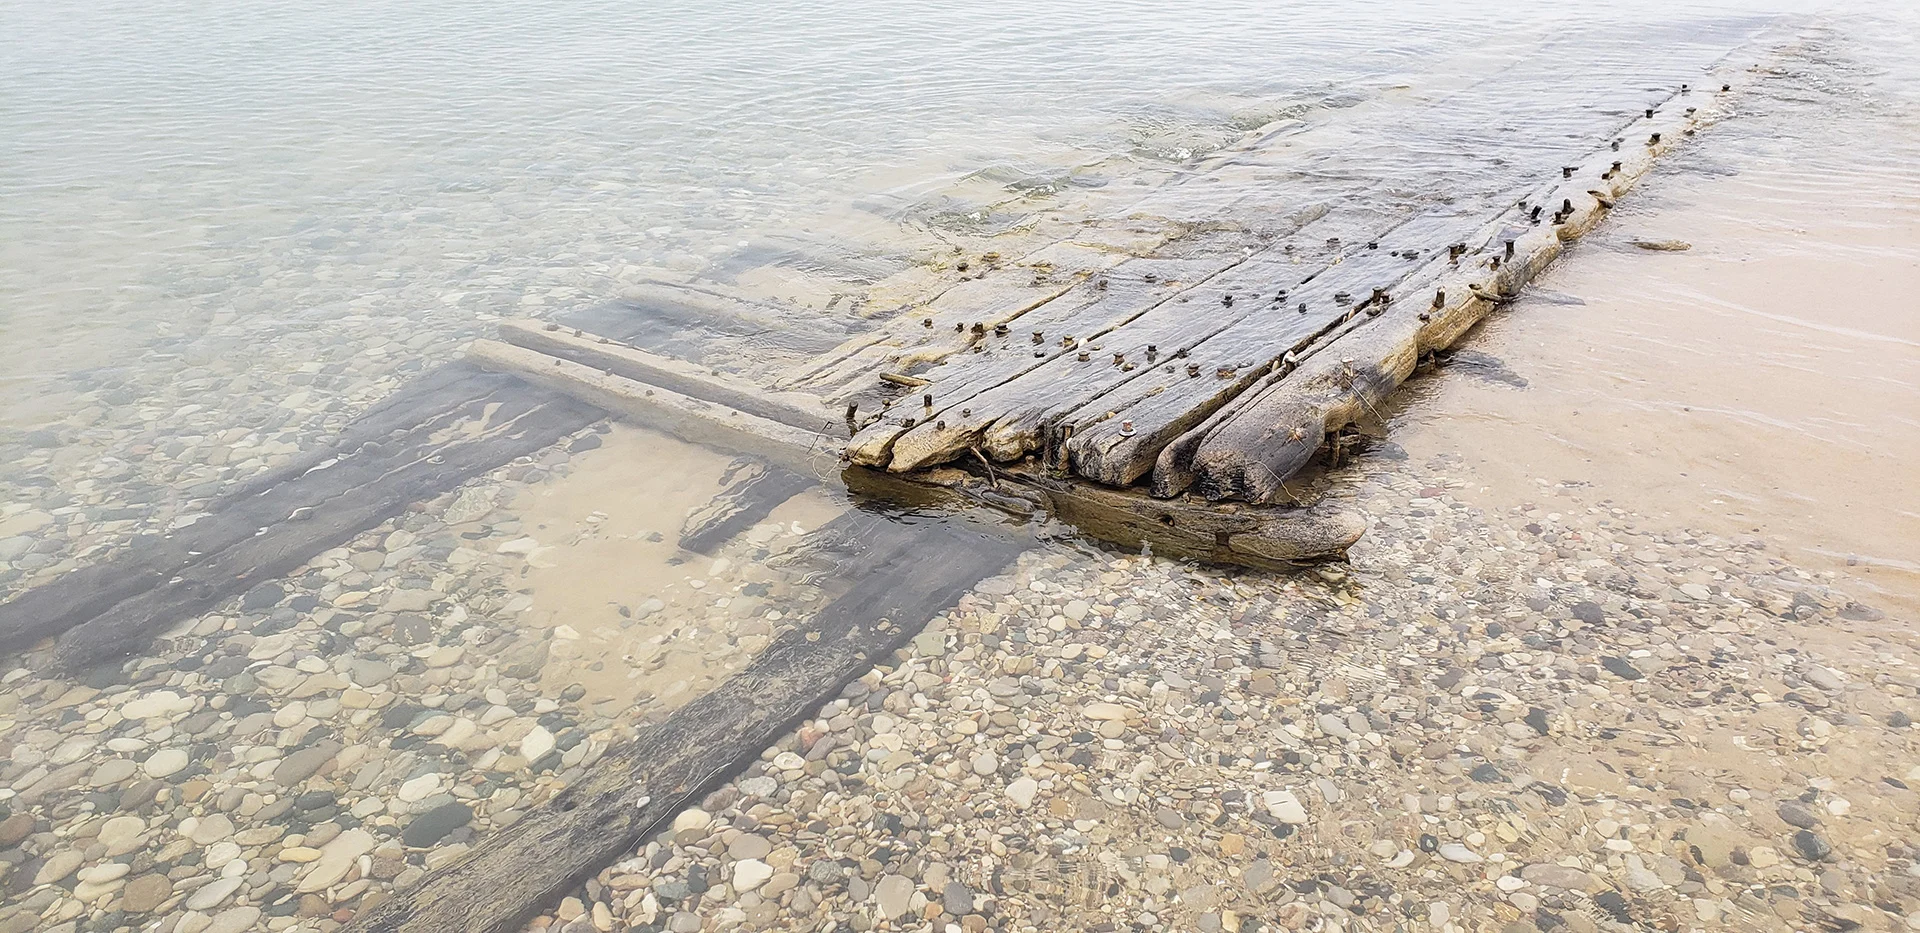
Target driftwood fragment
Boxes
[348,513,1016,933]
[678,458,819,554]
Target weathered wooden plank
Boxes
[843,254,1236,465]
[678,458,819,554]
[1057,210,1488,487]
[497,320,845,437]
[347,512,1017,933]
[0,364,532,655]
[844,207,1336,470]
[466,340,840,477]
[866,210,1397,473]
[51,390,601,669]
[1183,81,1732,503]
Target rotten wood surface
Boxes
[348,511,1018,933]
[0,364,579,658]
[678,457,819,554]
[854,209,1395,474]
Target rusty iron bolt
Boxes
[1120,420,1135,437]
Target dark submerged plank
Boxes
[348,512,1018,933]
[49,388,600,669]
[0,363,530,655]
[678,458,820,554]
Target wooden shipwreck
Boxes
[466,79,1738,571]
[0,55,1766,933]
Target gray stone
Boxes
[943,881,974,915]
[274,741,342,785]
[402,802,473,848]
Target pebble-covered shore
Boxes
[5,427,1913,933]
[515,460,1913,933]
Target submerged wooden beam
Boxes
[497,320,845,437]
[348,512,1018,933]
[466,339,839,477]
[45,380,601,670]
[678,457,819,554]
[0,364,532,655]
[844,463,1366,567]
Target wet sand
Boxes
[508,426,844,707]
[1391,70,1920,618]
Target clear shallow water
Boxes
[0,0,1904,579]
[0,0,1821,413]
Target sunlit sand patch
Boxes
[488,425,846,711]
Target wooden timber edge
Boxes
[1180,62,1761,504]
[468,337,1366,564]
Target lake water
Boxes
[5,1,1920,929]
[0,0,1836,422]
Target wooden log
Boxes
[0,364,531,655]
[843,463,1365,566]
[347,512,1017,933]
[678,458,819,554]
[496,320,845,437]
[50,390,600,669]
[1058,210,1486,487]
[1183,80,1738,503]
[466,339,839,478]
